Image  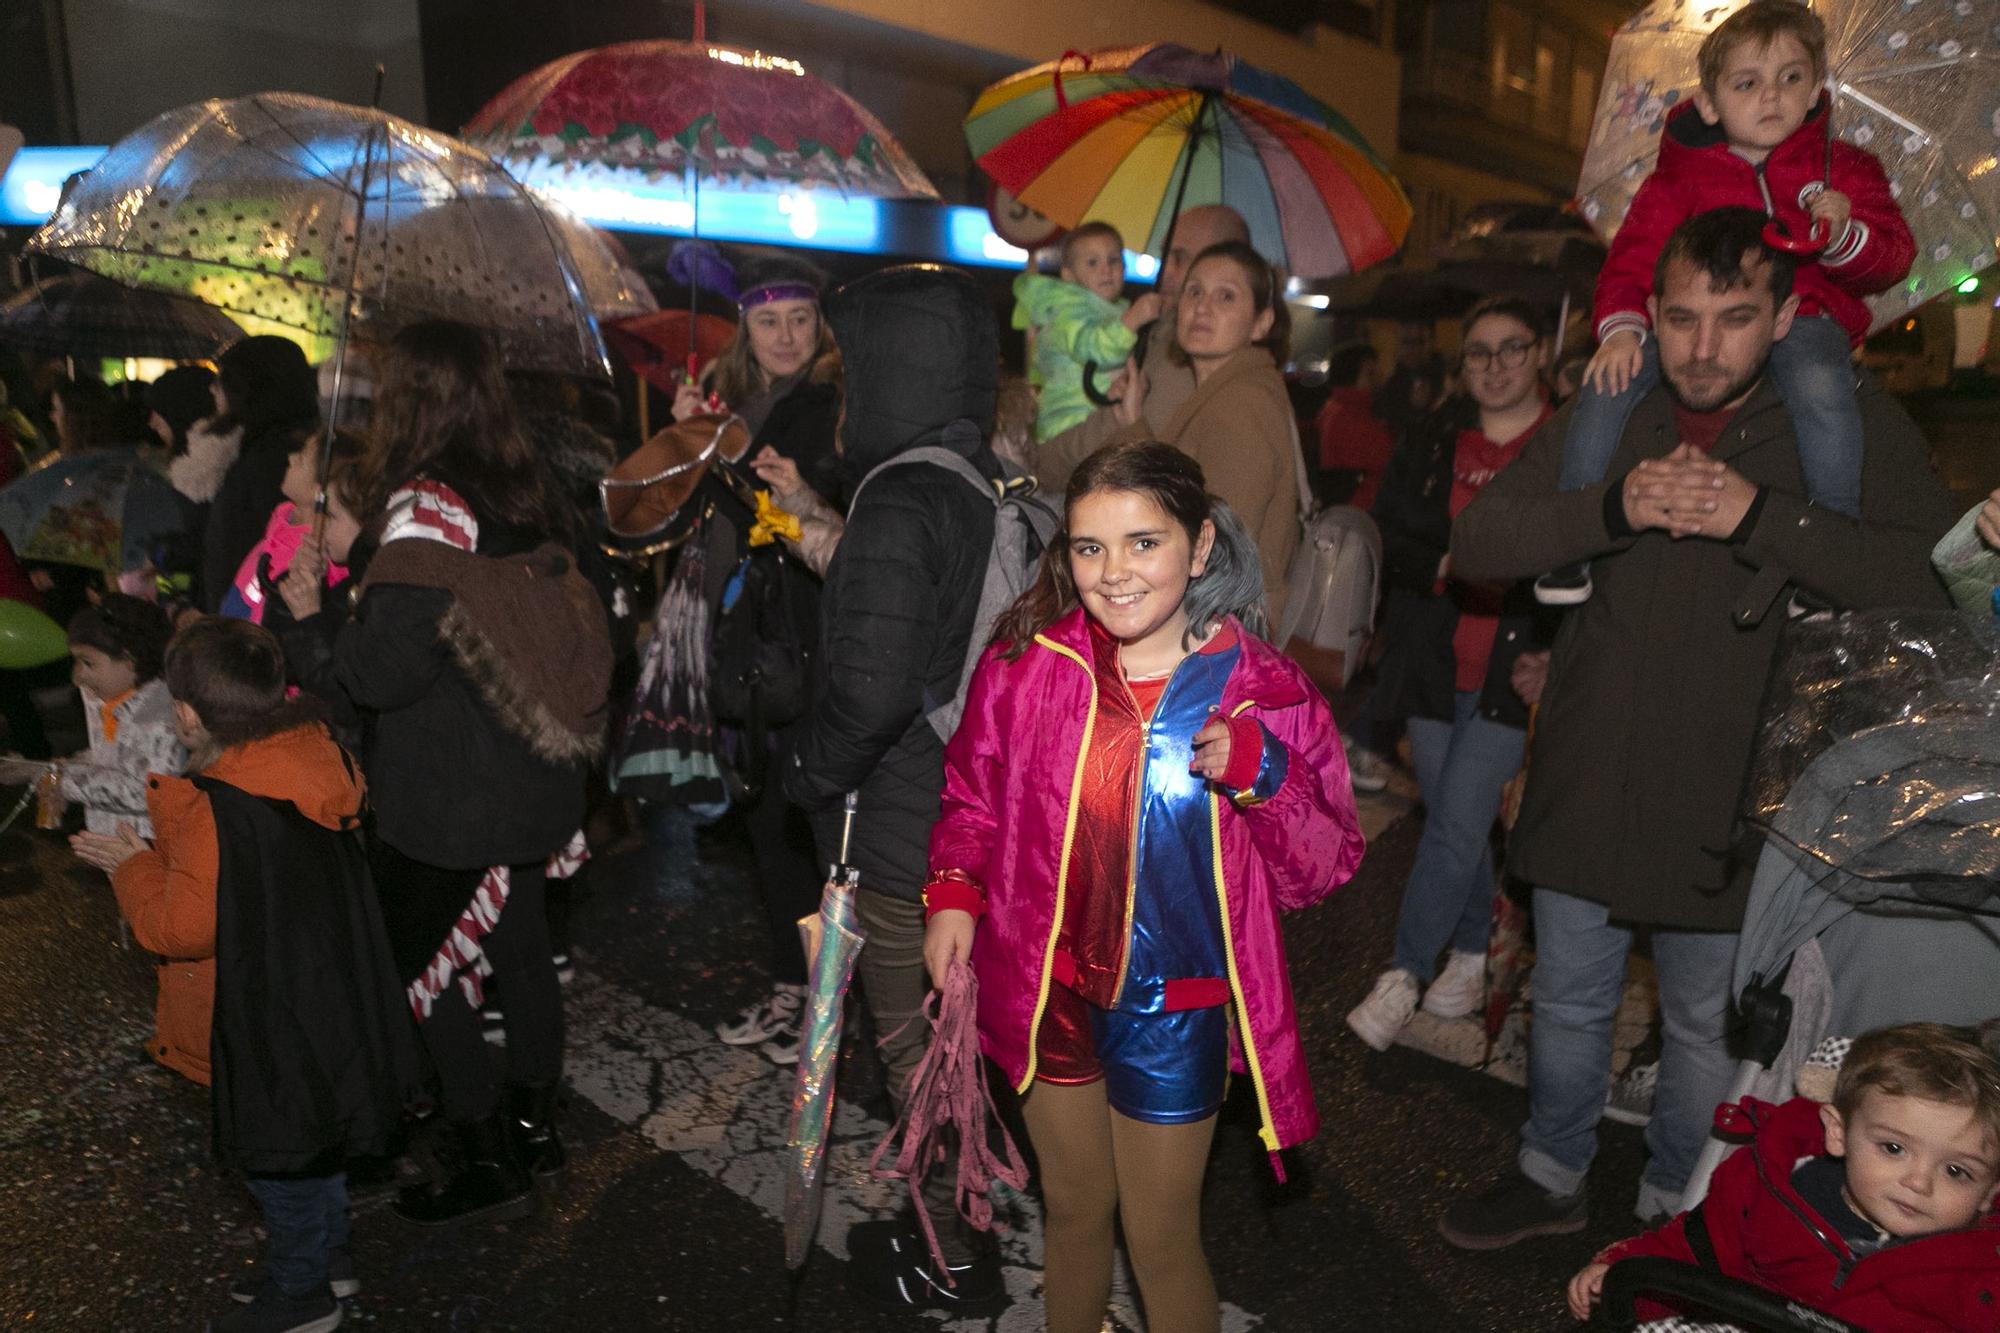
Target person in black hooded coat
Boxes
[202,337,320,612]
[783,264,1006,1312]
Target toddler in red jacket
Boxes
[1568,1022,2000,1331]
[1539,0,1915,606]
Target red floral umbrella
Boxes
[463,40,937,198]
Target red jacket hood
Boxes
[1655,91,1832,187]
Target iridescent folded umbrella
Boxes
[783,792,865,1270]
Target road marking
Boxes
[565,972,1263,1331]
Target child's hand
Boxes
[1810,189,1852,245]
[277,546,324,621]
[1112,357,1147,427]
[1586,331,1645,396]
[1190,716,1233,783]
[1566,1262,1610,1321]
[1975,487,2000,551]
[1122,292,1162,331]
[923,909,977,990]
[71,824,150,874]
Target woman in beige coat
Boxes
[1112,240,1299,622]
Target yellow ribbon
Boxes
[748,489,803,548]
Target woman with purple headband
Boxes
[670,254,843,1065]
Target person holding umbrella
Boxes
[273,320,612,1228]
[663,254,842,1066]
[1109,240,1301,623]
[1536,0,1914,607]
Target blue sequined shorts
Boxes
[1035,981,1229,1124]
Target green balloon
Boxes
[0,599,68,670]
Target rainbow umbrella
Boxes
[965,44,1411,279]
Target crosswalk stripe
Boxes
[564,971,1264,1331]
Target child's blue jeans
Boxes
[1558,315,1861,516]
[247,1172,349,1299]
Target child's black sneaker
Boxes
[229,1249,360,1302]
[846,1218,1006,1314]
[209,1283,342,1333]
[1534,562,1593,606]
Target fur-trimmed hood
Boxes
[169,420,242,504]
[361,539,612,766]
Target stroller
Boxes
[1600,610,2000,1332]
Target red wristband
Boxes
[922,871,986,920]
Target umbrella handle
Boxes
[1051,49,1092,112]
[1762,216,1829,255]
[838,791,857,864]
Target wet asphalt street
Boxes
[0,781,1656,1333]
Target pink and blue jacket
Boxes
[926,608,1365,1171]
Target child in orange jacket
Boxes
[76,618,410,1333]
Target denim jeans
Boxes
[246,1173,349,1299]
[1519,890,1737,1217]
[1558,317,1860,517]
[1558,340,1661,493]
[1766,314,1861,517]
[1392,691,1526,982]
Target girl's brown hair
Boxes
[1168,240,1292,367]
[990,441,1267,658]
[357,320,566,540]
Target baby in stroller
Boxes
[1568,1022,2000,1330]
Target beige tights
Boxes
[1020,1079,1220,1333]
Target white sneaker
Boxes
[716,984,804,1046]
[1603,1060,1658,1128]
[1344,738,1390,794]
[1346,969,1419,1052]
[1421,950,1487,1019]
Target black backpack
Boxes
[708,542,813,735]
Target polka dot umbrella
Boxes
[964,44,1412,280]
[1575,0,1998,333]
[25,92,615,379]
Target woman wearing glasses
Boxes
[1346,294,1561,1052]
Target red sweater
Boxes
[1594,94,1914,349]
[1315,387,1396,512]
[1598,1097,2000,1331]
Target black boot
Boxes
[505,1081,567,1184]
[393,1113,534,1227]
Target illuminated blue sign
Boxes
[2,146,1158,278]
[0,146,104,228]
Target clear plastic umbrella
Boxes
[1576,0,1996,333]
[25,92,612,379]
